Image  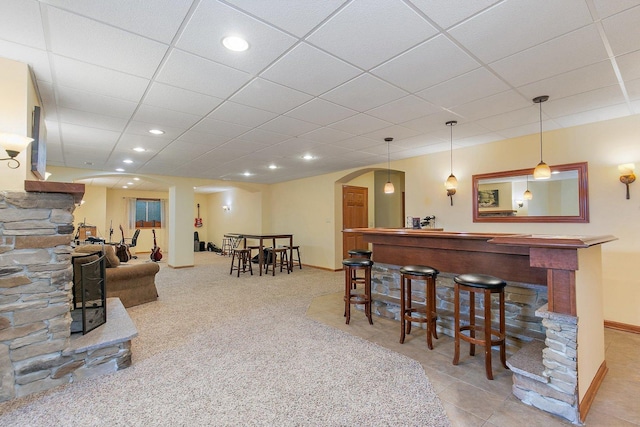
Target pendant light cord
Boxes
[539,100,543,162]
[387,140,391,181]
[450,124,453,174]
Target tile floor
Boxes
[306,292,640,426]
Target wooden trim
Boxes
[604,320,640,334]
[579,361,608,422]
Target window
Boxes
[133,198,163,228]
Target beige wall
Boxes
[34,114,640,326]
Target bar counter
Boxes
[345,227,617,424]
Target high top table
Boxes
[233,233,294,276]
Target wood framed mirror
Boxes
[472,162,589,223]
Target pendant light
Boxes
[533,95,551,179]
[445,121,458,206]
[384,137,394,194]
[523,174,533,200]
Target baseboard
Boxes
[168,264,194,269]
[604,320,640,334]
[579,361,608,422]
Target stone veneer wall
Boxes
[370,263,548,354]
[0,191,131,402]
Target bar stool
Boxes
[347,249,372,289]
[399,265,440,349]
[264,247,290,276]
[342,258,374,325]
[284,245,302,269]
[221,237,233,257]
[452,273,508,380]
[229,248,252,277]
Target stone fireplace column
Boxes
[0,184,83,401]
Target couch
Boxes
[73,244,160,308]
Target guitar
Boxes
[150,229,162,262]
[195,203,203,228]
[116,225,132,263]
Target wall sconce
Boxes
[516,200,524,208]
[0,132,33,169]
[222,205,231,211]
[619,163,636,199]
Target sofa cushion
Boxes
[74,244,120,268]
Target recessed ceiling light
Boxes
[222,36,249,52]
[133,147,146,152]
[268,164,277,169]
[84,161,93,165]
[123,159,133,164]
[115,168,125,172]
[149,129,164,135]
[133,177,140,181]
[122,186,128,189]
[127,182,133,185]
[302,154,314,160]
[243,172,252,176]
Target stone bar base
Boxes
[507,304,580,424]
[368,263,548,354]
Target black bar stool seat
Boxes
[348,249,372,258]
[399,265,439,349]
[342,258,374,325]
[453,273,508,380]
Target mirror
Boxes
[472,162,589,223]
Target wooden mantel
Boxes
[24,180,85,204]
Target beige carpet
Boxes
[0,253,450,426]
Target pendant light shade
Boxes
[533,95,551,180]
[445,121,458,205]
[384,137,394,194]
[523,175,533,200]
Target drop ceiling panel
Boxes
[260,43,361,96]
[56,107,128,132]
[307,0,437,69]
[417,68,510,109]
[234,129,290,145]
[616,49,640,81]
[450,90,531,122]
[176,0,296,74]
[55,85,138,119]
[45,7,168,78]
[190,117,252,139]
[541,85,628,118]
[0,0,46,49]
[601,5,640,55]
[132,104,201,130]
[143,83,224,116]
[328,114,393,135]
[490,26,609,88]
[321,74,407,111]
[0,40,52,82]
[124,121,187,140]
[59,122,120,147]
[258,116,320,137]
[553,102,633,127]
[225,0,348,38]
[410,0,501,29]
[41,0,193,43]
[230,78,313,114]
[284,98,357,126]
[152,141,213,161]
[52,55,150,102]
[155,49,251,99]
[176,130,232,147]
[361,125,423,142]
[372,35,480,92]
[207,101,277,128]
[299,127,354,143]
[366,95,441,124]
[449,0,593,63]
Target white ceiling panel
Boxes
[207,101,276,128]
[284,98,357,126]
[41,0,193,43]
[0,0,46,49]
[449,0,593,63]
[321,74,407,111]
[225,0,348,38]
[1,1,638,186]
[45,7,168,78]
[372,35,480,92]
[261,43,361,96]
[308,0,437,70]
[143,83,224,116]
[601,5,640,56]
[490,26,609,88]
[409,0,501,29]
[52,55,149,102]
[230,78,313,114]
[417,68,510,109]
[155,49,251,99]
[328,114,394,135]
[176,0,296,74]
